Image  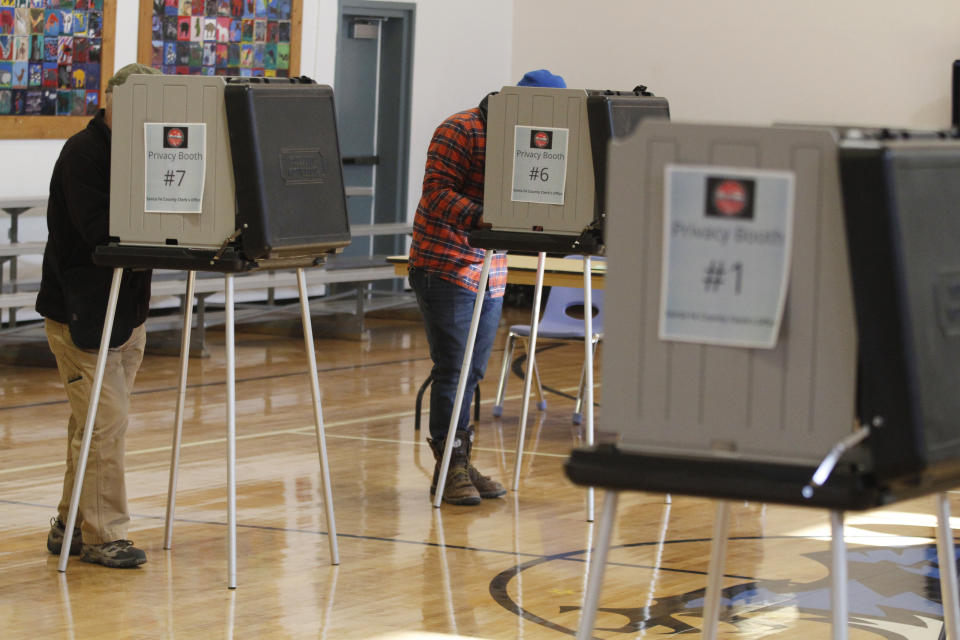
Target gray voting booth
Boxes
[100,74,350,271]
[565,121,960,639]
[58,74,347,588]
[472,85,669,254]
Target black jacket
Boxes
[36,110,152,349]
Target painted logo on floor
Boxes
[490,538,951,638]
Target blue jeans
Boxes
[409,268,503,442]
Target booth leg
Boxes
[164,270,195,550]
[296,268,339,565]
[831,510,848,640]
[224,274,238,589]
[433,250,494,508]
[576,490,619,640]
[937,493,960,639]
[701,500,731,640]
[57,268,123,572]
[582,256,595,521]
[511,252,546,491]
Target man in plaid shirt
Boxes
[409,69,567,505]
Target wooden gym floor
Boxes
[0,306,954,639]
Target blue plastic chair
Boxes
[492,260,604,424]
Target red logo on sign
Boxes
[533,131,550,148]
[166,128,185,148]
[712,180,747,216]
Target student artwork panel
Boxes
[0,0,106,117]
[145,0,295,78]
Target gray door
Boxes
[334,2,414,262]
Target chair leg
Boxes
[493,333,515,418]
[573,339,599,425]
[473,384,480,422]
[532,355,547,411]
[415,373,433,432]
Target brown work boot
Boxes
[467,464,506,498]
[462,431,506,498]
[428,433,481,506]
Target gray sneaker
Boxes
[80,540,147,568]
[47,517,82,556]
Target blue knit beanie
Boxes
[517,69,566,88]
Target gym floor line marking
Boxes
[0,386,582,475]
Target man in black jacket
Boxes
[38,63,160,568]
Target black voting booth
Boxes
[429,85,670,509]
[58,75,347,588]
[564,122,960,639]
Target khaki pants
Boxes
[45,319,146,545]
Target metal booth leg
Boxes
[224,274,238,589]
[434,250,493,508]
[164,270,196,550]
[58,267,124,572]
[296,267,339,565]
[831,509,848,640]
[701,500,732,640]
[577,489,619,640]
[511,252,546,491]
[936,493,960,639]
[582,256,595,522]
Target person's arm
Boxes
[59,138,111,247]
[418,118,483,231]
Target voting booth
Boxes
[473,85,669,254]
[564,121,960,639]
[98,74,350,272]
[58,74,344,588]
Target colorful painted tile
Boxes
[54,86,70,113]
[27,59,39,84]
[11,88,25,113]
[68,60,82,87]
[70,87,82,113]
[13,6,28,34]
[56,34,70,63]
[0,9,13,35]
[201,40,214,65]
[0,89,10,114]
[175,40,188,64]
[188,41,200,65]
[40,60,55,86]
[164,0,178,17]
[276,41,287,69]
[58,9,71,34]
[12,34,27,60]
[276,20,288,41]
[216,15,228,42]
[86,9,99,37]
[28,7,42,32]
[252,18,264,41]
[72,10,85,36]
[72,35,86,61]
[163,41,176,65]
[84,87,96,113]
[215,42,226,66]
[177,15,189,40]
[203,16,215,40]
[24,88,41,113]
[189,15,201,41]
[11,58,26,85]
[263,41,275,69]
[40,87,55,113]
[55,61,69,87]
[0,35,11,59]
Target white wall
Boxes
[512,0,960,129]
[0,0,514,219]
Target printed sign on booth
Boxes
[511,125,569,205]
[144,122,207,214]
[659,164,795,348]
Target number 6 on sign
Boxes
[659,164,795,349]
